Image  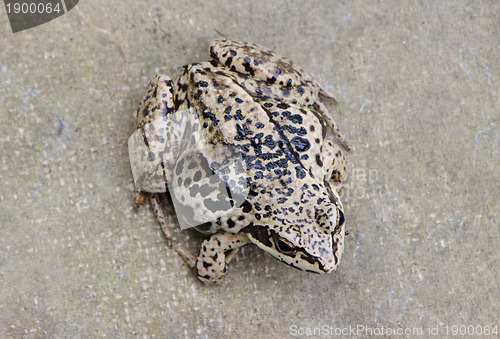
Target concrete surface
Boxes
[0,1,498,338]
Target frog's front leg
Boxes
[323,139,348,192]
[196,232,251,284]
[315,100,351,151]
[173,232,251,284]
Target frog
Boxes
[130,39,350,284]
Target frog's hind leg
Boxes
[150,194,173,247]
[314,99,351,151]
[133,75,177,216]
[136,74,175,128]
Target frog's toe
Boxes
[316,81,338,102]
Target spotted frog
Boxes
[131,39,350,283]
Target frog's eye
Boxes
[338,210,345,226]
[276,238,296,255]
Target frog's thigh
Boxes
[323,140,348,192]
[136,74,175,127]
[210,40,302,85]
[196,233,251,284]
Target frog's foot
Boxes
[134,191,148,211]
[316,81,338,102]
[322,139,348,192]
[171,242,197,268]
[136,74,175,129]
[314,100,351,151]
[150,194,172,247]
[194,233,251,284]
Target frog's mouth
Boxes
[241,223,339,274]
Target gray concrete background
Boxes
[0,1,498,338]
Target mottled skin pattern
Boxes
[133,39,349,283]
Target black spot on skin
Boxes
[204,198,231,212]
[234,124,253,141]
[217,95,225,103]
[310,125,315,132]
[287,114,303,124]
[255,122,264,129]
[254,171,264,179]
[286,79,292,87]
[235,98,243,103]
[234,109,245,120]
[290,136,311,152]
[198,81,209,87]
[295,166,306,179]
[202,110,218,122]
[263,102,273,108]
[227,219,236,228]
[203,261,212,269]
[230,49,237,56]
[193,170,202,182]
[242,57,255,75]
[193,89,202,100]
[189,184,200,197]
[224,115,232,121]
[184,177,192,187]
[277,103,289,109]
[241,201,252,213]
[199,184,213,197]
[316,154,323,167]
[297,86,305,94]
[280,88,290,97]
[224,106,232,114]
[268,76,276,84]
[225,57,233,67]
[175,158,184,175]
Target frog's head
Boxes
[241,188,345,274]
